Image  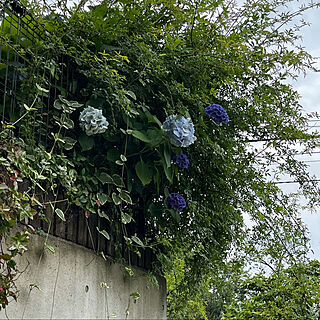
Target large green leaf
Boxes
[131,235,144,247]
[135,159,153,186]
[162,159,173,183]
[146,129,163,147]
[131,130,151,143]
[78,134,94,151]
[163,144,171,168]
[107,148,120,162]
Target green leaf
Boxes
[120,154,127,162]
[36,83,49,93]
[97,172,113,184]
[69,100,83,108]
[54,100,62,110]
[162,159,173,183]
[112,174,125,187]
[131,235,144,247]
[148,203,162,218]
[98,209,110,220]
[107,148,120,162]
[130,292,141,300]
[121,211,132,224]
[44,243,55,254]
[7,219,16,227]
[96,227,110,240]
[125,266,134,276]
[7,260,16,268]
[131,130,151,143]
[146,129,163,147]
[55,208,66,221]
[163,144,171,168]
[97,193,109,206]
[63,137,77,150]
[0,183,9,190]
[115,160,124,165]
[125,90,136,100]
[119,190,133,204]
[164,187,169,198]
[112,192,122,205]
[170,209,180,223]
[135,159,153,186]
[78,134,94,151]
[23,103,36,111]
[62,118,74,129]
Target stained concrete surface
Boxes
[0,233,166,319]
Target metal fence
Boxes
[0,0,154,270]
[0,0,45,122]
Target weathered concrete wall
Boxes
[0,233,166,319]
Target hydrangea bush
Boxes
[79,106,109,136]
[161,115,197,147]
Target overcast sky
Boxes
[282,2,320,258]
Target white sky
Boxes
[281,3,320,258]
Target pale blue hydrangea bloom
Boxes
[79,106,109,136]
[161,115,197,147]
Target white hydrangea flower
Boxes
[79,106,109,136]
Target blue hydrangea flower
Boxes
[172,153,189,169]
[161,115,197,147]
[79,106,109,136]
[205,104,229,124]
[166,193,186,211]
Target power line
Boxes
[274,179,320,185]
[301,160,320,163]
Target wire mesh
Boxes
[0,0,46,123]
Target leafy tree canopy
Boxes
[221,261,320,320]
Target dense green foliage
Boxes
[221,261,320,319]
[1,0,320,315]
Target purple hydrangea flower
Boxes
[172,153,189,169]
[205,104,229,124]
[161,115,197,147]
[166,193,186,211]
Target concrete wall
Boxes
[0,233,166,319]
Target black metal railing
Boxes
[0,0,46,122]
[0,0,154,271]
